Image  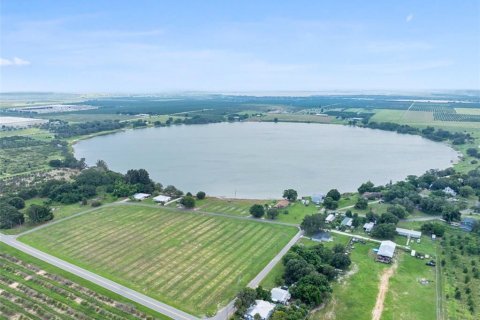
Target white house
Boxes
[271,288,291,304]
[245,300,276,320]
[153,195,172,204]
[443,187,457,197]
[325,213,335,223]
[363,222,374,232]
[133,193,150,201]
[341,217,353,228]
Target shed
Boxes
[271,288,291,304]
[363,222,374,232]
[133,193,150,201]
[443,187,457,197]
[245,300,276,320]
[153,195,172,203]
[396,227,422,239]
[341,217,353,227]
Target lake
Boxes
[74,122,459,199]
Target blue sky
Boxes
[1,0,479,92]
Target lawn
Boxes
[19,204,298,316]
[382,252,437,320]
[276,201,318,224]
[194,197,268,216]
[0,243,169,319]
[311,237,389,320]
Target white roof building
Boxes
[133,193,150,200]
[271,288,291,304]
[325,213,335,223]
[341,217,353,227]
[153,195,172,203]
[378,240,397,258]
[396,228,422,239]
[246,300,276,320]
[443,187,457,197]
[363,222,375,232]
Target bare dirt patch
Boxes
[372,260,398,320]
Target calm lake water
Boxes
[74,122,459,199]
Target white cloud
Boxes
[0,57,30,66]
[406,13,414,23]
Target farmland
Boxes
[0,243,167,320]
[18,204,298,316]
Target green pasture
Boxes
[19,205,298,316]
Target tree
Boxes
[7,197,25,209]
[358,181,375,194]
[267,208,280,220]
[196,191,206,200]
[355,197,368,210]
[95,159,109,171]
[284,258,315,284]
[290,273,332,306]
[301,214,326,235]
[255,286,271,301]
[234,288,257,315]
[180,196,195,208]
[387,204,407,219]
[283,189,298,202]
[379,212,399,225]
[323,197,338,210]
[331,253,351,270]
[26,204,53,223]
[371,223,397,239]
[442,205,461,222]
[326,189,341,201]
[459,186,474,198]
[345,210,352,218]
[0,203,24,229]
[466,148,479,158]
[250,204,265,218]
[421,222,446,236]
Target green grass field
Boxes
[194,197,268,216]
[0,243,169,319]
[19,205,298,316]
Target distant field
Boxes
[0,243,167,320]
[19,205,298,316]
[455,107,480,115]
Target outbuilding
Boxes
[275,199,289,208]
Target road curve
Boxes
[0,234,198,320]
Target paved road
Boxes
[404,216,443,222]
[0,234,198,320]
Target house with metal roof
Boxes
[325,213,336,223]
[271,288,291,304]
[133,193,150,201]
[363,222,375,232]
[377,240,396,263]
[245,300,276,320]
[396,227,422,239]
[153,195,172,204]
[312,193,325,205]
[341,217,353,227]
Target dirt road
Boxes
[372,260,398,320]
